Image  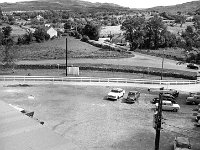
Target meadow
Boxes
[16,36,133,60]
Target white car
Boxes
[155,101,180,112]
[107,88,125,100]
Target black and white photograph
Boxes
[0,0,200,149]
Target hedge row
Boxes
[16,64,197,80]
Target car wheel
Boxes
[173,109,177,112]
[118,96,119,99]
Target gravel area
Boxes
[0,84,200,150]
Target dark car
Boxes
[187,63,199,69]
[159,89,179,98]
[125,91,140,104]
[151,96,176,104]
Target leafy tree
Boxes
[174,15,186,27]
[145,15,166,49]
[8,15,15,25]
[18,32,34,45]
[34,27,49,42]
[0,7,3,19]
[193,15,200,30]
[83,23,100,41]
[0,37,17,69]
[64,20,73,30]
[121,16,145,50]
[2,26,12,38]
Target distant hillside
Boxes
[146,0,200,14]
[0,0,129,12]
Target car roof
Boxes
[128,91,138,93]
[112,88,123,91]
[162,100,172,104]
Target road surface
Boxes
[18,52,198,73]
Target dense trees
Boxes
[83,23,100,41]
[0,26,18,68]
[122,15,174,50]
[122,16,145,50]
[33,27,50,42]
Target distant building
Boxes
[46,27,57,38]
[36,15,44,21]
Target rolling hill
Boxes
[0,0,129,12]
[146,0,200,14]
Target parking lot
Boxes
[0,84,200,150]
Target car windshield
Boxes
[111,89,121,93]
[128,92,136,96]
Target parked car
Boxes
[151,97,176,104]
[124,91,140,104]
[162,89,179,98]
[155,101,180,112]
[107,88,125,100]
[189,92,200,97]
[186,95,200,104]
[187,63,199,70]
[174,137,191,149]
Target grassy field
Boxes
[136,47,186,61]
[100,25,124,37]
[16,36,133,60]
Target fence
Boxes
[0,76,198,85]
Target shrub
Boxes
[81,35,90,42]
[76,33,82,39]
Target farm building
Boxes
[46,27,58,38]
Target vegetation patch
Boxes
[16,37,133,60]
[135,48,186,61]
[6,84,32,87]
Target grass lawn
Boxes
[16,36,133,60]
[136,47,186,61]
[100,25,124,37]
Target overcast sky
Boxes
[0,0,198,8]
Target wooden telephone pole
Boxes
[154,93,163,150]
[66,38,68,76]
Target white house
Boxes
[36,15,44,21]
[46,27,57,38]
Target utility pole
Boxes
[66,37,68,76]
[161,50,165,80]
[154,93,163,150]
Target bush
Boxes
[76,33,82,39]
[81,35,90,42]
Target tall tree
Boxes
[121,16,145,50]
[2,26,12,38]
[0,7,3,19]
[145,15,166,49]
[83,23,100,41]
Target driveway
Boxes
[17,52,198,73]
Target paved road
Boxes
[18,52,198,73]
